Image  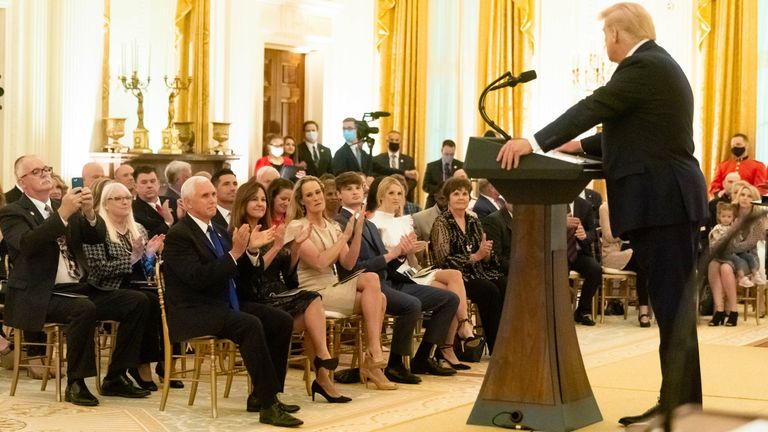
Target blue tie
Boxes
[207,225,240,311]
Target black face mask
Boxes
[388,141,400,153]
[731,147,746,158]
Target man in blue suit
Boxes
[497,3,707,425]
[334,173,459,382]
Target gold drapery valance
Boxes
[175,0,210,153]
[376,0,429,203]
[476,0,534,137]
[697,0,758,184]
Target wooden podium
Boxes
[464,137,603,431]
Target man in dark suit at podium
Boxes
[497,3,707,425]
[423,140,463,208]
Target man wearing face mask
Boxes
[423,139,463,208]
[332,117,374,179]
[709,133,767,196]
[372,130,419,201]
[297,120,332,177]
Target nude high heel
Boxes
[360,353,397,390]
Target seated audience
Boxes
[285,176,395,390]
[162,176,303,427]
[90,177,114,213]
[709,133,767,196]
[230,181,350,403]
[256,166,281,190]
[211,168,238,229]
[83,182,166,391]
[0,155,150,406]
[707,172,741,233]
[193,170,212,180]
[368,176,478,370]
[49,172,69,200]
[430,178,504,353]
[472,179,505,219]
[163,160,192,201]
[707,183,766,326]
[255,134,295,176]
[82,162,106,189]
[482,202,514,277]
[113,164,136,196]
[569,196,601,326]
[391,174,421,215]
[132,166,176,237]
[267,178,293,227]
[412,186,446,241]
[321,178,340,219]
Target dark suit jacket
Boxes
[4,186,23,204]
[372,153,418,200]
[332,144,373,176]
[423,158,463,207]
[133,198,171,237]
[0,195,106,331]
[583,188,602,227]
[297,142,332,177]
[472,195,498,219]
[335,209,401,283]
[162,215,244,342]
[572,196,597,258]
[482,208,513,276]
[212,210,228,231]
[534,41,707,236]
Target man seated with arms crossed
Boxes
[162,176,302,427]
[0,155,151,406]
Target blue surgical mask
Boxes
[343,129,357,143]
[441,154,453,165]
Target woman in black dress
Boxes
[230,180,350,403]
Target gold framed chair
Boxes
[325,312,365,379]
[287,331,312,396]
[599,268,637,323]
[736,281,763,325]
[156,258,248,418]
[95,320,120,394]
[9,324,65,401]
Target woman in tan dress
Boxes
[285,176,396,390]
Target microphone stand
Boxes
[478,72,513,141]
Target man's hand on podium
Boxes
[555,140,583,154]
[497,138,533,169]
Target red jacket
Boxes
[709,158,767,196]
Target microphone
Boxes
[490,70,537,90]
[369,111,391,119]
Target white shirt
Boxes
[29,195,80,285]
[306,142,319,157]
[480,194,501,211]
[216,205,231,225]
[388,151,400,169]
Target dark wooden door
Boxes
[263,48,305,148]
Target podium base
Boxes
[468,395,602,431]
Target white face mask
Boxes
[270,146,284,157]
[305,131,318,143]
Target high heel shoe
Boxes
[455,319,485,362]
[435,345,470,370]
[311,380,352,403]
[128,367,158,391]
[638,314,651,328]
[360,353,397,390]
[725,311,739,327]
[708,311,726,327]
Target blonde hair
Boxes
[99,182,142,244]
[375,176,404,217]
[286,176,324,224]
[600,2,656,42]
[731,183,760,204]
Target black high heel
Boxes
[435,345,470,370]
[128,367,158,391]
[312,357,351,403]
[708,311,726,326]
[725,311,739,326]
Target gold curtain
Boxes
[697,0,758,183]
[176,0,210,153]
[377,0,429,203]
[476,0,534,137]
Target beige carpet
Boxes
[1,315,767,431]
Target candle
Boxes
[147,45,151,76]
[121,43,126,76]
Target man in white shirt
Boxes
[212,168,238,229]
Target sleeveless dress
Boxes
[285,218,359,316]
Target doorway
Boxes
[263,48,305,151]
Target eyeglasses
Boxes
[107,196,133,202]
[20,166,53,178]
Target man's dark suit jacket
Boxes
[162,215,243,342]
[332,144,373,176]
[372,152,418,200]
[4,186,23,204]
[572,196,597,258]
[472,195,498,219]
[297,142,332,177]
[583,188,602,227]
[0,195,106,331]
[534,40,707,236]
[423,158,463,207]
[335,209,402,283]
[133,198,171,238]
[212,210,228,231]
[482,208,512,276]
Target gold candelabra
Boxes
[118,71,152,153]
[159,75,192,154]
[570,52,613,94]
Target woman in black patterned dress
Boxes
[230,180,350,403]
[430,177,505,354]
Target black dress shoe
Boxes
[574,312,596,326]
[384,364,422,384]
[618,403,662,426]
[410,357,457,376]
[65,380,99,406]
[101,374,151,398]
[128,367,158,391]
[248,394,300,413]
[259,402,303,428]
[155,363,184,388]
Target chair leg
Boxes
[41,329,53,392]
[304,357,312,397]
[10,329,22,396]
[54,326,63,402]
[95,328,102,395]
[209,340,218,419]
[223,342,235,398]
[159,348,172,412]
[189,345,204,406]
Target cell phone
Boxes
[71,177,84,190]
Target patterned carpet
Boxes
[1,314,767,432]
